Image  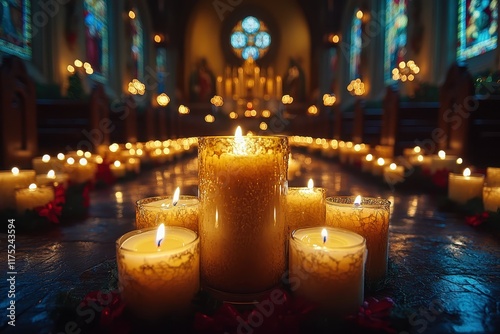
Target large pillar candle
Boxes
[326,195,391,285]
[289,227,366,317]
[198,128,288,299]
[116,225,199,319]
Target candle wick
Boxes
[323,235,326,244]
[157,238,163,247]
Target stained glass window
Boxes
[457,0,498,61]
[350,9,363,80]
[384,0,408,83]
[130,8,143,79]
[230,16,271,60]
[84,0,108,78]
[0,0,31,59]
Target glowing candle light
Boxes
[326,195,391,285]
[289,227,366,317]
[285,178,326,234]
[448,168,484,204]
[15,183,54,213]
[116,224,199,319]
[0,167,36,210]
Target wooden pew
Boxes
[0,56,37,169]
[438,62,475,157]
[37,84,110,154]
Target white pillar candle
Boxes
[289,227,366,317]
[135,189,199,232]
[116,225,199,319]
[35,170,69,188]
[372,157,391,176]
[483,185,500,212]
[326,195,391,285]
[448,168,485,204]
[0,168,36,210]
[430,150,458,174]
[110,160,127,178]
[64,158,96,184]
[383,163,405,184]
[362,154,374,173]
[32,154,64,175]
[15,183,54,213]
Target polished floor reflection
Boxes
[1,151,499,333]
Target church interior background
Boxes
[1,0,500,333]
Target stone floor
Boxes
[1,150,499,334]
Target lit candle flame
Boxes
[307,179,314,189]
[456,158,463,165]
[414,146,421,153]
[234,126,246,155]
[114,160,121,167]
[417,155,424,162]
[438,150,446,159]
[377,157,385,166]
[79,158,88,166]
[57,153,65,160]
[29,183,37,191]
[67,157,75,165]
[366,154,373,162]
[11,167,19,175]
[235,126,242,138]
[321,228,327,244]
[172,187,180,206]
[354,195,362,206]
[390,163,397,170]
[42,154,50,163]
[156,223,165,248]
[47,170,55,178]
[463,168,471,177]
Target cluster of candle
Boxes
[96,138,198,174]
[116,128,392,321]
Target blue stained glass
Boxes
[231,32,248,49]
[255,32,271,48]
[84,0,108,79]
[242,16,260,34]
[242,46,259,60]
[384,0,408,83]
[0,0,32,59]
[457,0,498,61]
[350,9,362,80]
